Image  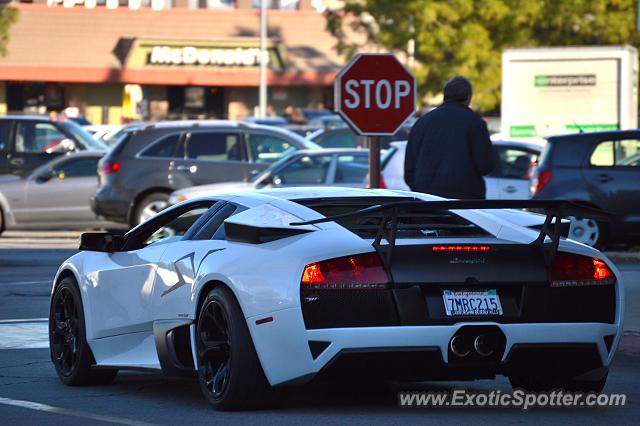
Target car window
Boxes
[334,154,369,183]
[52,157,100,178]
[496,147,539,179]
[315,131,356,148]
[16,122,68,153]
[590,141,614,166]
[615,139,640,167]
[590,140,640,167]
[0,122,11,151]
[143,205,211,247]
[139,134,182,158]
[192,204,239,240]
[273,155,332,185]
[187,132,242,162]
[245,133,292,164]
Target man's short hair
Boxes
[443,76,472,103]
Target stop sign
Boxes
[335,53,416,135]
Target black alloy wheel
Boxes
[197,299,232,399]
[196,287,276,410]
[49,278,118,386]
[51,286,81,377]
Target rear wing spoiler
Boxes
[290,199,613,267]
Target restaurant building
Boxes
[0,1,351,123]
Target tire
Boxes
[49,277,118,386]
[567,216,608,249]
[0,205,4,236]
[509,372,608,393]
[132,192,169,226]
[196,286,275,410]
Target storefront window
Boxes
[188,0,234,8]
[252,0,299,9]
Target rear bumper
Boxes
[91,188,130,224]
[248,307,621,386]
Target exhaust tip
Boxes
[474,335,494,357]
[450,335,471,357]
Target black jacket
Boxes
[404,101,494,198]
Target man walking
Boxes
[404,76,494,199]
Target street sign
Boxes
[335,53,417,135]
[334,53,416,188]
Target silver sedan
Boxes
[0,151,125,234]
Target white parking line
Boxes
[0,318,47,323]
[0,321,49,349]
[0,281,51,286]
[0,397,159,426]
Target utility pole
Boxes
[259,0,268,118]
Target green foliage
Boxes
[326,0,640,112]
[0,6,18,57]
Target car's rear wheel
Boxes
[509,372,608,393]
[567,216,607,248]
[196,287,275,410]
[49,277,118,386]
[133,192,169,226]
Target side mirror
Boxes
[35,170,55,184]
[60,138,77,152]
[79,232,125,252]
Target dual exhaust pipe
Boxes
[450,334,495,358]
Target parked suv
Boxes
[531,130,640,247]
[0,116,107,176]
[92,121,319,226]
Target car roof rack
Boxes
[290,200,613,267]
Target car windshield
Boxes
[59,121,108,151]
[102,127,127,146]
[250,150,299,183]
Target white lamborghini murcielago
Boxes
[49,187,623,410]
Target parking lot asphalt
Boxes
[0,232,638,424]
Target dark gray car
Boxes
[531,130,640,247]
[92,120,320,226]
[0,151,122,233]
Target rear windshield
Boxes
[538,142,553,167]
[296,197,489,239]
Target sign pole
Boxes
[369,136,381,188]
[258,0,267,118]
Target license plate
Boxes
[442,289,503,316]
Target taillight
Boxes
[549,252,615,287]
[379,174,387,189]
[525,161,537,180]
[99,161,120,174]
[530,169,552,196]
[301,252,389,290]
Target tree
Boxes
[326,0,640,113]
[0,6,18,57]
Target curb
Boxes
[618,331,640,354]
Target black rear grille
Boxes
[301,283,616,329]
[301,289,399,329]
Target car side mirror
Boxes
[79,232,125,252]
[60,138,77,152]
[35,170,55,184]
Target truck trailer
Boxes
[501,45,638,141]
